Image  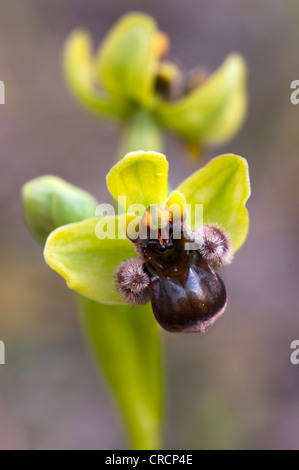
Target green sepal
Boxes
[22,175,98,245]
[157,54,248,146]
[64,29,131,120]
[44,216,136,304]
[96,13,158,106]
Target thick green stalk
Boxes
[79,109,165,450]
[78,299,164,450]
[119,109,164,157]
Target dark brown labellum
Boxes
[148,261,226,333]
[140,228,227,333]
[116,207,231,333]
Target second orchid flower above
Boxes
[64,13,248,156]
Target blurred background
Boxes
[1,0,299,449]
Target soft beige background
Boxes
[0,0,299,449]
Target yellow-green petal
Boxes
[177,154,250,252]
[106,151,169,211]
[96,13,158,105]
[157,54,248,146]
[44,217,136,304]
[64,29,130,120]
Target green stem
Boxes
[78,298,164,450]
[118,109,164,157]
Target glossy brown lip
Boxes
[139,220,228,333]
[148,262,227,333]
[117,208,230,333]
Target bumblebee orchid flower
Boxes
[43,151,250,332]
[64,13,248,156]
[22,11,250,449]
